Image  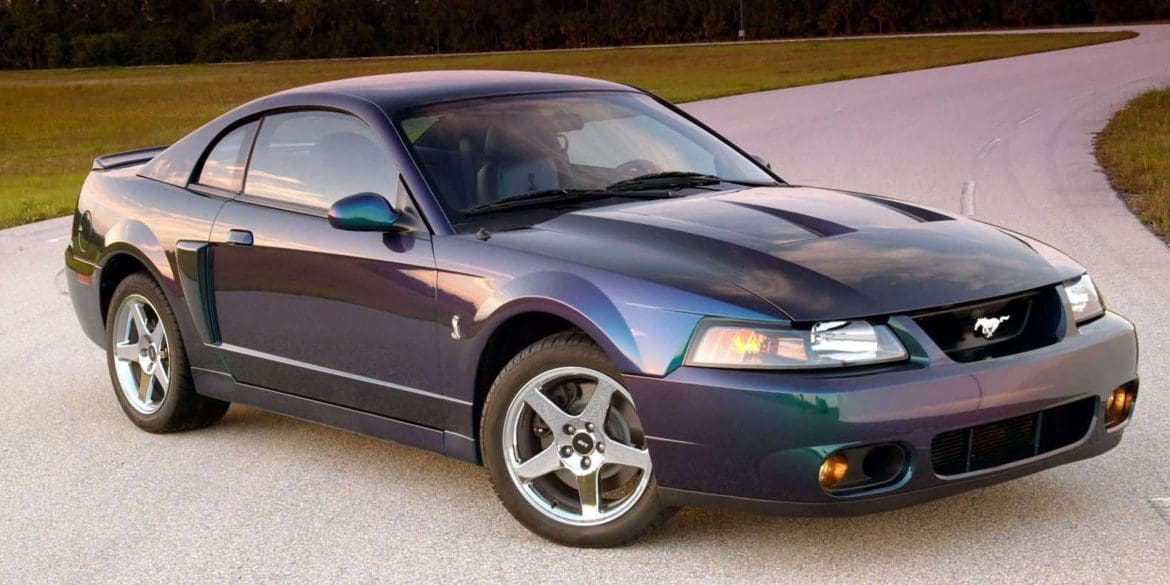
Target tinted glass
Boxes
[397,92,774,221]
[563,114,716,174]
[245,111,397,210]
[196,121,257,191]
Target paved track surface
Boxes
[2,25,1169,585]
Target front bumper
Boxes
[624,311,1138,514]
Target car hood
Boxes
[484,186,1083,321]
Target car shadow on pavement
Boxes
[638,476,1092,552]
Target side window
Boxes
[245,111,398,211]
[195,121,257,192]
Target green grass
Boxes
[1096,86,1170,240]
[0,30,1136,229]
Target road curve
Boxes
[2,26,1169,584]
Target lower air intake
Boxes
[931,397,1096,476]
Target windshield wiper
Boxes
[463,189,672,216]
[606,171,778,192]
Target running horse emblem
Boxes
[973,315,1011,339]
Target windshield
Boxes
[396,91,778,229]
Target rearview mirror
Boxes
[751,154,771,169]
[328,193,401,231]
[546,111,584,132]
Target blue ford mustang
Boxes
[66,70,1139,547]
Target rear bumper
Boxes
[625,312,1138,514]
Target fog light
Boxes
[819,452,849,490]
[1105,384,1136,427]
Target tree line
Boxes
[2,0,1166,70]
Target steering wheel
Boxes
[615,159,661,179]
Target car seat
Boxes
[476,121,563,204]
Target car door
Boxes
[207,109,445,427]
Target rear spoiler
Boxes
[92,145,168,171]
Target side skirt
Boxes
[192,367,480,464]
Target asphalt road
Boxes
[3,26,1170,584]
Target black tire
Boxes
[105,272,230,433]
[480,331,676,547]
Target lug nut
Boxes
[563,424,576,435]
[596,442,605,454]
[585,422,595,432]
[560,446,573,458]
[581,456,591,469]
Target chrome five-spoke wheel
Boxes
[502,366,653,526]
[105,273,230,433]
[111,294,171,414]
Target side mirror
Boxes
[751,154,771,169]
[328,193,401,231]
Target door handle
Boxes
[225,229,253,246]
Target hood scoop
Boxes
[847,193,954,223]
[611,195,825,249]
[725,201,856,237]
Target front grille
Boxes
[931,397,1096,476]
[912,287,1063,362]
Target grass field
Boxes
[1095,86,1170,241]
[0,30,1136,228]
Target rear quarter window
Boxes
[194,122,257,192]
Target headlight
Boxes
[1064,274,1104,324]
[685,320,908,369]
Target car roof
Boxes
[275,70,638,113]
[140,70,638,188]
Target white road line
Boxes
[961,180,977,216]
[978,136,1002,159]
[1017,110,1041,125]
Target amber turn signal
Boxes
[819,452,849,490]
[1105,384,1136,427]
